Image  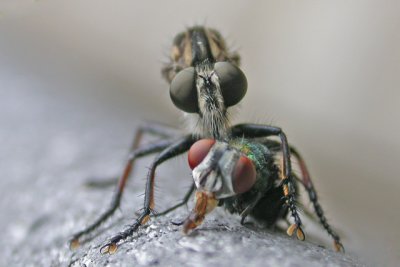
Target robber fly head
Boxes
[162,27,248,139]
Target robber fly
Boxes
[69,26,344,254]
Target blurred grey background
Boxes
[0,0,399,266]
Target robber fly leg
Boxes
[85,122,181,188]
[289,147,344,252]
[231,123,305,241]
[100,135,195,254]
[154,182,195,217]
[69,139,173,249]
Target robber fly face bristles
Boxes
[194,61,229,139]
[163,26,247,139]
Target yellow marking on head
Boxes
[183,32,192,67]
[171,45,180,62]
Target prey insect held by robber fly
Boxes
[183,138,343,252]
[69,26,344,254]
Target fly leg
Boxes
[70,122,181,247]
[70,139,174,248]
[264,139,344,252]
[231,123,305,241]
[100,135,195,254]
[154,183,195,217]
[239,192,263,225]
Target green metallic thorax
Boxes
[230,139,274,189]
[222,138,281,221]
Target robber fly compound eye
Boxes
[213,62,247,108]
[169,67,198,113]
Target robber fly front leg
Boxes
[70,122,183,248]
[85,122,181,188]
[100,135,196,254]
[70,139,174,248]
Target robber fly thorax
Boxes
[162,26,247,139]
